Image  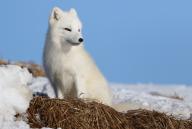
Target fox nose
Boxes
[79,38,84,43]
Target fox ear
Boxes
[50,7,63,22]
[70,8,77,16]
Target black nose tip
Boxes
[79,38,84,43]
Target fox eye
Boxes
[64,28,72,32]
[78,29,81,32]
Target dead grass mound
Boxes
[0,59,45,77]
[0,59,8,65]
[14,61,45,77]
[27,97,192,129]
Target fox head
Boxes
[49,7,83,46]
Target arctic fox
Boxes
[43,7,112,105]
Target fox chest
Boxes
[54,54,77,75]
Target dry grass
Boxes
[149,91,184,101]
[15,62,45,77]
[0,59,45,77]
[0,59,8,65]
[27,97,192,129]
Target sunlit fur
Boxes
[43,7,112,105]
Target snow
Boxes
[0,65,32,129]
[0,64,191,129]
[29,77,55,98]
[112,84,192,119]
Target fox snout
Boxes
[79,38,83,43]
[66,36,84,46]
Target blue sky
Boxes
[0,0,192,84]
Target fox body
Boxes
[43,7,112,105]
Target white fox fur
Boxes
[43,7,112,105]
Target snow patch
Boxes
[0,65,32,129]
[112,84,192,119]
